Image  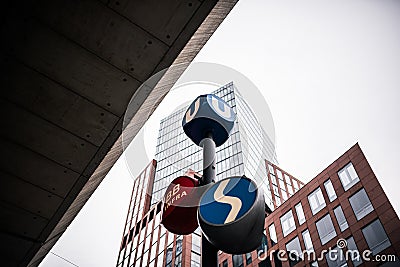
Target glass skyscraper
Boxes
[151,82,277,210]
[117,82,280,267]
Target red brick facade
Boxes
[218,144,400,267]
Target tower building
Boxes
[151,82,277,210]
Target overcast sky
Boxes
[40,0,400,266]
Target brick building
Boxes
[218,144,400,267]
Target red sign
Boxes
[161,176,199,235]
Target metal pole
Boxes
[200,134,218,267]
[201,136,216,184]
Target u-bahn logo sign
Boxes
[198,176,265,254]
[182,94,235,147]
[207,94,234,120]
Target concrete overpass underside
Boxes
[0,0,237,265]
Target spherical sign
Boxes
[161,176,200,235]
[198,176,265,254]
[182,94,236,147]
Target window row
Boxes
[278,185,375,248]
[284,218,391,267]
[308,162,360,216]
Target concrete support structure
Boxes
[0,1,238,266]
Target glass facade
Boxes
[130,82,278,267]
[152,82,277,209]
[117,161,157,267]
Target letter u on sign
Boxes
[208,95,232,119]
[185,98,200,123]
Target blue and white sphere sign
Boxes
[199,177,257,224]
[198,176,265,254]
[182,94,236,147]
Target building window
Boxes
[273,185,279,196]
[258,257,272,267]
[349,189,374,220]
[175,236,183,256]
[269,223,277,246]
[268,164,275,175]
[271,175,277,185]
[333,206,349,232]
[174,253,182,267]
[165,248,173,267]
[258,233,268,256]
[316,213,337,245]
[295,202,306,225]
[362,219,391,255]
[272,251,283,267]
[287,185,294,195]
[245,252,252,264]
[293,180,299,191]
[282,190,288,202]
[284,174,291,185]
[338,162,360,191]
[275,196,281,207]
[285,237,303,267]
[280,210,296,237]
[302,229,314,252]
[379,256,400,266]
[324,179,337,202]
[308,187,326,215]
[232,254,244,267]
[277,169,284,180]
[191,252,200,267]
[192,233,201,254]
[325,246,347,267]
[279,179,285,190]
[346,236,362,266]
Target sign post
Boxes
[179,94,265,266]
[199,133,218,267]
[182,94,236,267]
